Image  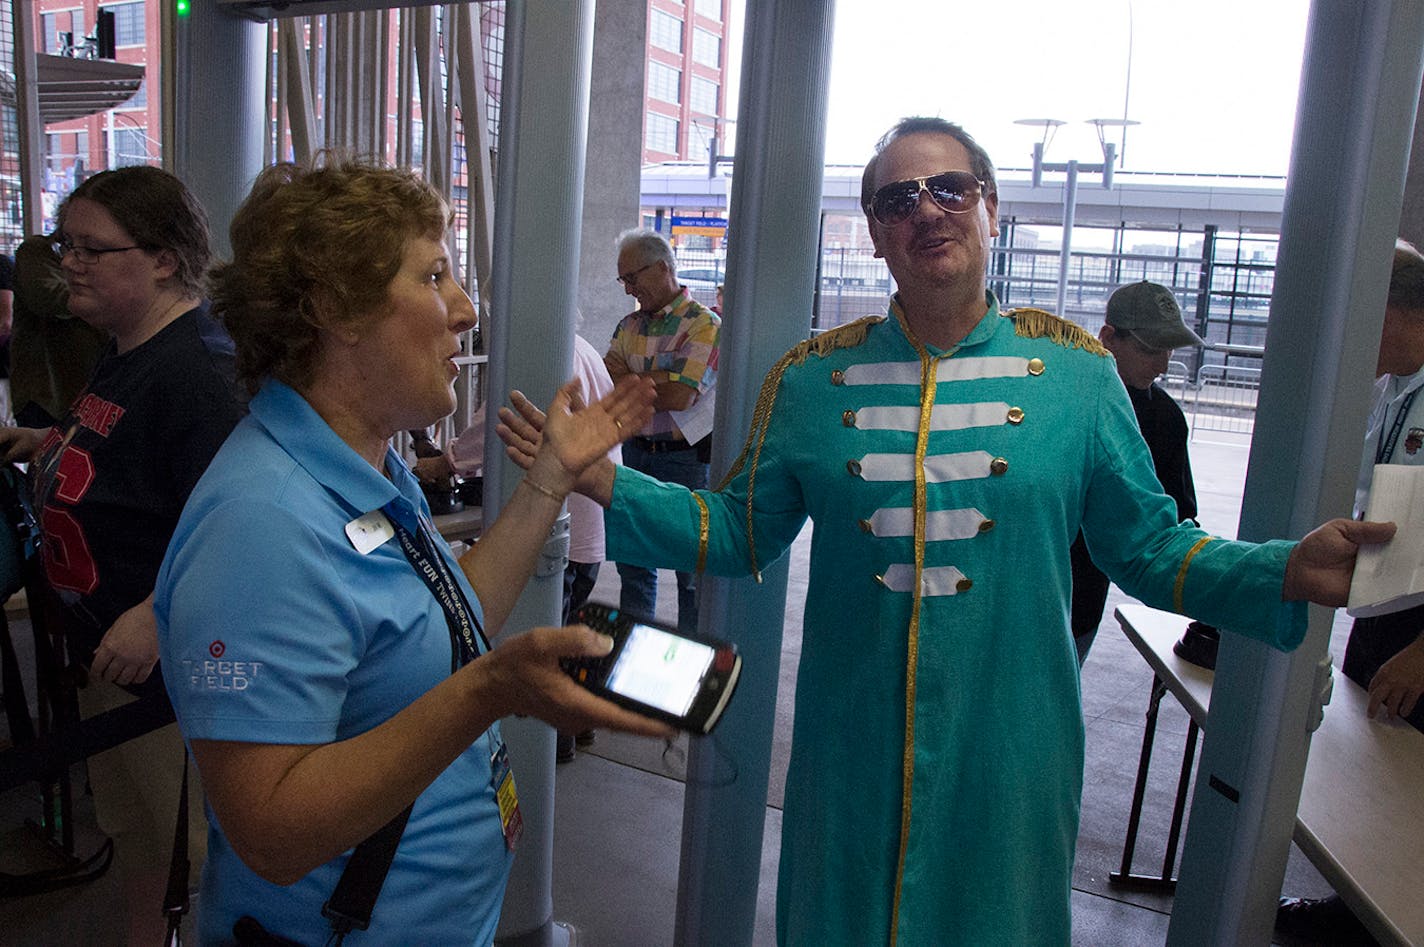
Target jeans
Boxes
[616,439,709,635]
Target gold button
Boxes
[847,459,862,477]
[831,369,846,386]
[1027,358,1045,376]
[858,518,873,533]
[956,578,973,593]
[843,410,857,427]
[989,457,1008,475]
[978,518,995,532]
[1006,406,1024,425]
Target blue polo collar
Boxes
[247,379,419,519]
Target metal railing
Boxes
[1185,363,1260,438]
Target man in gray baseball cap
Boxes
[1100,279,1206,387]
[1070,281,1203,663]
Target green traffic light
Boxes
[177,0,190,15]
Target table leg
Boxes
[1112,675,1167,885]
[1161,718,1200,880]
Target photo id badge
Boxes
[491,741,523,851]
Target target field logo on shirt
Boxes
[183,640,263,692]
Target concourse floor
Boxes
[0,432,1339,945]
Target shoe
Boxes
[556,733,576,764]
[574,729,596,748]
[1275,895,1378,945]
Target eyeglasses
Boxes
[616,262,656,286]
[52,237,143,264]
[866,170,987,226]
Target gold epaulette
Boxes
[713,315,883,580]
[1005,307,1110,356]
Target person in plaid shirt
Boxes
[604,229,720,635]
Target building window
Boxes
[42,10,85,54]
[690,76,718,116]
[686,127,711,163]
[695,0,722,20]
[650,10,683,53]
[120,79,147,110]
[646,112,679,155]
[45,131,88,171]
[101,2,145,47]
[111,126,149,167]
[692,28,720,68]
[648,61,681,105]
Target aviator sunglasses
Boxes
[867,170,987,226]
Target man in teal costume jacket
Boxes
[501,118,1389,945]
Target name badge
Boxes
[345,511,395,555]
[491,741,523,851]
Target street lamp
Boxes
[1015,117,1136,318]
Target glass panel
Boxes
[651,10,683,53]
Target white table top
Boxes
[1114,604,1424,947]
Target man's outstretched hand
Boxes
[1282,518,1397,605]
[497,375,652,507]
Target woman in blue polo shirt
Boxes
[154,158,667,945]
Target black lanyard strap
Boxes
[1377,387,1421,465]
[389,516,488,671]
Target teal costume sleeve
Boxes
[1077,354,1305,649]
[605,387,808,579]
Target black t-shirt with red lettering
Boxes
[31,304,246,676]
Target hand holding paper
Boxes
[1348,464,1424,617]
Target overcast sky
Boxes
[729,0,1311,177]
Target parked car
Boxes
[677,265,723,307]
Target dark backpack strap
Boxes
[320,804,415,940]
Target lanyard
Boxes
[389,515,488,672]
[1376,387,1421,465]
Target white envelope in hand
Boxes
[1348,463,1424,617]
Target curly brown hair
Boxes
[210,155,451,395]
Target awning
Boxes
[0,53,145,124]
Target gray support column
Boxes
[482,2,595,944]
[397,13,415,167]
[1056,160,1078,318]
[576,0,647,347]
[281,20,319,163]
[1402,70,1424,249]
[453,4,495,310]
[1168,3,1424,944]
[673,2,837,945]
[171,5,266,258]
[413,7,449,198]
[12,0,45,235]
